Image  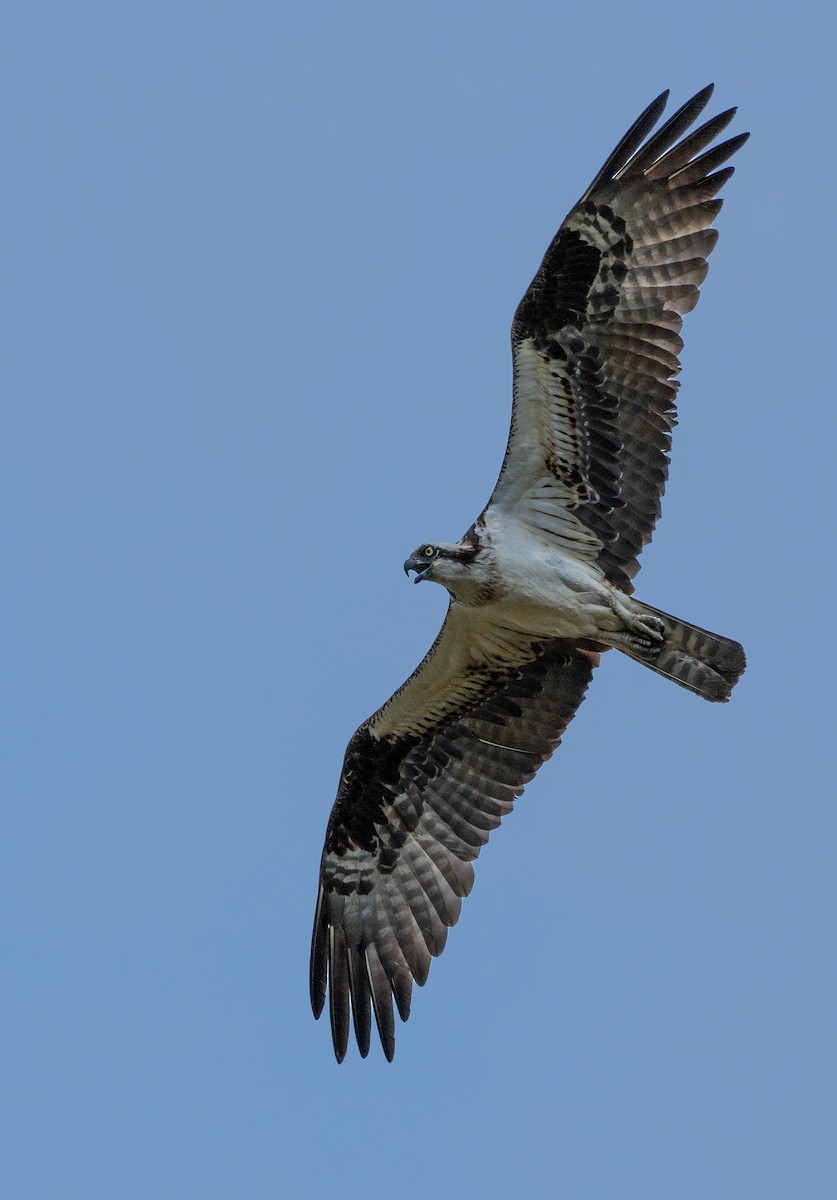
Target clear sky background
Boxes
[3,3,835,1198]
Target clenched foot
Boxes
[609,612,666,659]
[603,591,667,658]
[631,611,666,643]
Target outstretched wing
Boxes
[310,604,598,1061]
[491,85,748,591]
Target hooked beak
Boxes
[403,556,433,584]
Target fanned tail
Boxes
[621,602,746,702]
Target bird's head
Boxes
[403,537,489,601]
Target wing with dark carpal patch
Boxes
[491,85,748,591]
[310,614,598,1061]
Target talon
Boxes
[634,614,666,644]
[626,633,662,660]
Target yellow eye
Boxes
[424,545,435,558]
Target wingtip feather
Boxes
[309,885,327,1020]
[328,925,351,1064]
[365,946,397,1061]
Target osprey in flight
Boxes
[310,86,747,1061]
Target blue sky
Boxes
[3,3,835,1197]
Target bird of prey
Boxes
[310,85,748,1062]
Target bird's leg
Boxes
[604,590,666,658]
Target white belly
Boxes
[480,512,625,640]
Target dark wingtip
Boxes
[580,86,670,200]
[347,948,373,1058]
[707,165,736,189]
[327,926,351,1063]
[392,972,412,1023]
[309,886,327,1019]
[365,945,397,1061]
[644,88,671,128]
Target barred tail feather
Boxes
[622,602,746,702]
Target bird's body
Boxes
[310,85,748,1061]
[426,516,644,641]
